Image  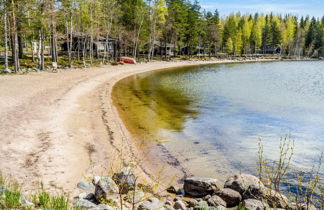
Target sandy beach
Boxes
[0,59,271,195]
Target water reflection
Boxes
[113,61,324,177]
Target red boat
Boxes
[117,57,137,64]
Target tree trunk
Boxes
[3,0,9,72]
[10,0,20,72]
[50,0,58,67]
[38,29,45,70]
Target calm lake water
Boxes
[113,61,324,179]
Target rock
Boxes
[184,177,220,197]
[112,167,136,194]
[86,193,96,201]
[165,200,173,206]
[0,186,6,195]
[75,192,87,199]
[93,176,101,185]
[188,199,198,207]
[242,184,264,200]
[176,188,185,196]
[207,195,226,207]
[194,200,208,210]
[3,68,11,73]
[174,200,187,210]
[289,203,316,210]
[95,178,118,202]
[243,199,269,210]
[77,181,95,191]
[261,188,288,208]
[203,194,211,201]
[20,194,34,207]
[224,174,264,195]
[125,190,145,203]
[166,186,177,194]
[215,188,242,208]
[138,197,165,210]
[95,204,114,210]
[74,199,97,209]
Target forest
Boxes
[0,0,324,72]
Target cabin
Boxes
[153,41,176,56]
[260,45,281,54]
[60,33,115,53]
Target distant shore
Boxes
[0,58,318,196]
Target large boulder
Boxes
[215,188,242,208]
[224,174,264,195]
[242,199,269,210]
[112,167,136,194]
[94,178,118,202]
[183,177,220,197]
[207,195,226,207]
[138,197,165,210]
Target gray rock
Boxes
[95,204,114,210]
[77,181,95,191]
[174,200,186,209]
[112,167,136,194]
[20,194,34,207]
[261,188,288,208]
[184,177,220,197]
[215,188,242,208]
[194,200,208,210]
[93,176,101,185]
[0,186,6,195]
[3,68,11,73]
[188,199,198,207]
[289,203,316,210]
[176,188,185,196]
[74,199,97,209]
[125,190,145,203]
[75,192,87,199]
[207,195,226,207]
[166,186,177,194]
[138,197,165,210]
[224,174,264,195]
[165,200,173,206]
[243,199,269,210]
[242,184,264,200]
[95,178,118,202]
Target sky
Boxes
[199,0,324,18]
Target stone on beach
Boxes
[74,198,97,209]
[77,181,95,191]
[138,197,165,210]
[183,177,220,197]
[207,195,226,207]
[112,167,136,194]
[215,188,242,207]
[242,199,269,210]
[224,174,264,195]
[94,178,118,202]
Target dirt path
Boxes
[0,60,262,195]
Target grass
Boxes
[0,171,70,210]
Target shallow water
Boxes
[113,61,324,178]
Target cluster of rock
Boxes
[74,168,316,210]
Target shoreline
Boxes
[0,58,314,195]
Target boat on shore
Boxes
[117,57,137,64]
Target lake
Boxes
[113,61,324,180]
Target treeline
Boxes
[0,0,324,72]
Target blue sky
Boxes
[199,0,324,18]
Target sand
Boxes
[0,59,270,195]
